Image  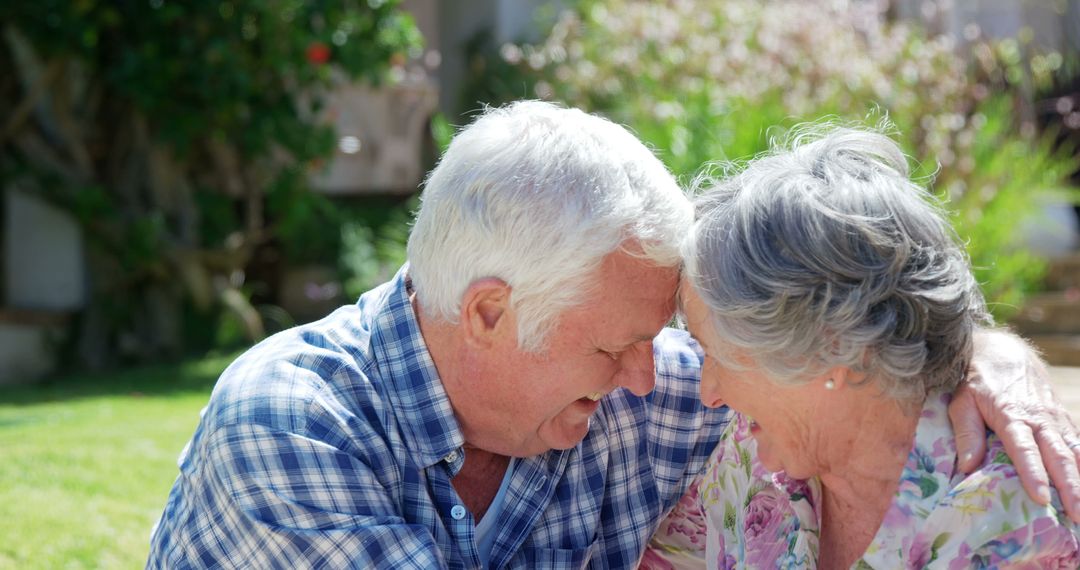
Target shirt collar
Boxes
[368,264,465,469]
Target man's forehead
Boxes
[593,252,677,293]
[583,291,676,343]
[584,251,680,328]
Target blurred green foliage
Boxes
[338,198,414,301]
[487,0,1078,320]
[7,0,419,154]
[1,1,420,365]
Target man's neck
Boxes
[411,298,513,520]
[411,296,484,444]
[453,447,511,521]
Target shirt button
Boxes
[444,450,459,463]
[450,505,467,520]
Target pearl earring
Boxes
[824,379,836,390]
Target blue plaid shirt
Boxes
[148,266,729,569]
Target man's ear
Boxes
[460,278,515,349]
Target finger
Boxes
[1036,428,1080,523]
[1065,418,1080,481]
[948,389,988,473]
[999,420,1051,506]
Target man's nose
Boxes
[615,342,656,397]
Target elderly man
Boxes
[148,101,1078,569]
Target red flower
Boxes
[306,42,331,65]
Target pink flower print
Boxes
[921,397,943,420]
[899,450,942,503]
[663,481,707,547]
[1036,552,1080,570]
[773,471,810,500]
[948,543,974,570]
[909,531,957,569]
[751,461,773,480]
[971,537,1023,568]
[948,519,1080,570]
[731,413,753,442]
[743,489,794,567]
[1025,517,1080,569]
[638,548,676,570]
[716,549,737,570]
[880,494,918,532]
[981,472,1002,493]
[907,533,933,569]
[929,436,955,476]
[714,527,737,570]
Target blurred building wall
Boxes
[0,186,82,384]
[4,187,85,311]
[894,0,1076,53]
[309,0,562,195]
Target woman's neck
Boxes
[815,394,923,569]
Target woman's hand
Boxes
[948,328,1080,523]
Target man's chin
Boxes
[541,418,592,452]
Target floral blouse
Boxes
[641,394,1080,569]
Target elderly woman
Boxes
[644,127,1079,568]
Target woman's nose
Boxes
[699,376,725,409]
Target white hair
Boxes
[684,125,990,401]
[408,101,691,351]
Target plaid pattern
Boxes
[147,266,729,569]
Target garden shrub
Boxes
[510,0,1077,319]
[1,1,421,365]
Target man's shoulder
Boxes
[205,305,389,437]
[653,327,703,378]
[642,327,705,410]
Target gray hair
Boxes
[683,125,990,401]
[408,101,691,351]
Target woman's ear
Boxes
[823,366,865,390]
[460,278,515,349]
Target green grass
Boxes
[0,352,239,569]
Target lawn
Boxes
[0,352,238,569]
